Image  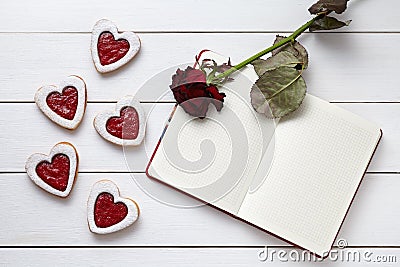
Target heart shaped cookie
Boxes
[93,96,145,146]
[25,142,78,197]
[91,19,141,73]
[35,75,87,130]
[87,180,140,234]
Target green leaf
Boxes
[310,16,351,31]
[272,35,309,69]
[250,66,306,118]
[309,0,348,15]
[251,51,303,76]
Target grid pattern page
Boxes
[238,94,381,256]
[148,89,263,214]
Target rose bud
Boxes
[170,66,226,118]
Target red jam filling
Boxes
[94,192,128,228]
[106,106,139,140]
[46,86,78,120]
[97,32,130,66]
[36,154,70,192]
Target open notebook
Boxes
[146,51,382,257]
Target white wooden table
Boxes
[1,0,399,265]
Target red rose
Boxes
[170,66,226,118]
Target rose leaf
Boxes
[272,36,309,69]
[309,16,351,31]
[309,0,348,15]
[250,66,306,118]
[251,51,303,77]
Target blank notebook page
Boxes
[238,94,381,256]
[147,57,274,214]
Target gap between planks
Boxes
[1,171,399,175]
[1,245,400,249]
[1,31,400,34]
[1,101,400,104]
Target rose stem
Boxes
[213,13,325,82]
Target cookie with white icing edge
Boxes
[87,180,140,234]
[25,142,78,197]
[35,75,87,130]
[91,19,141,73]
[93,96,146,146]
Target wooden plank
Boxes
[0,0,398,32]
[0,103,171,172]
[0,103,396,172]
[0,173,399,246]
[0,33,399,102]
[1,248,399,266]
